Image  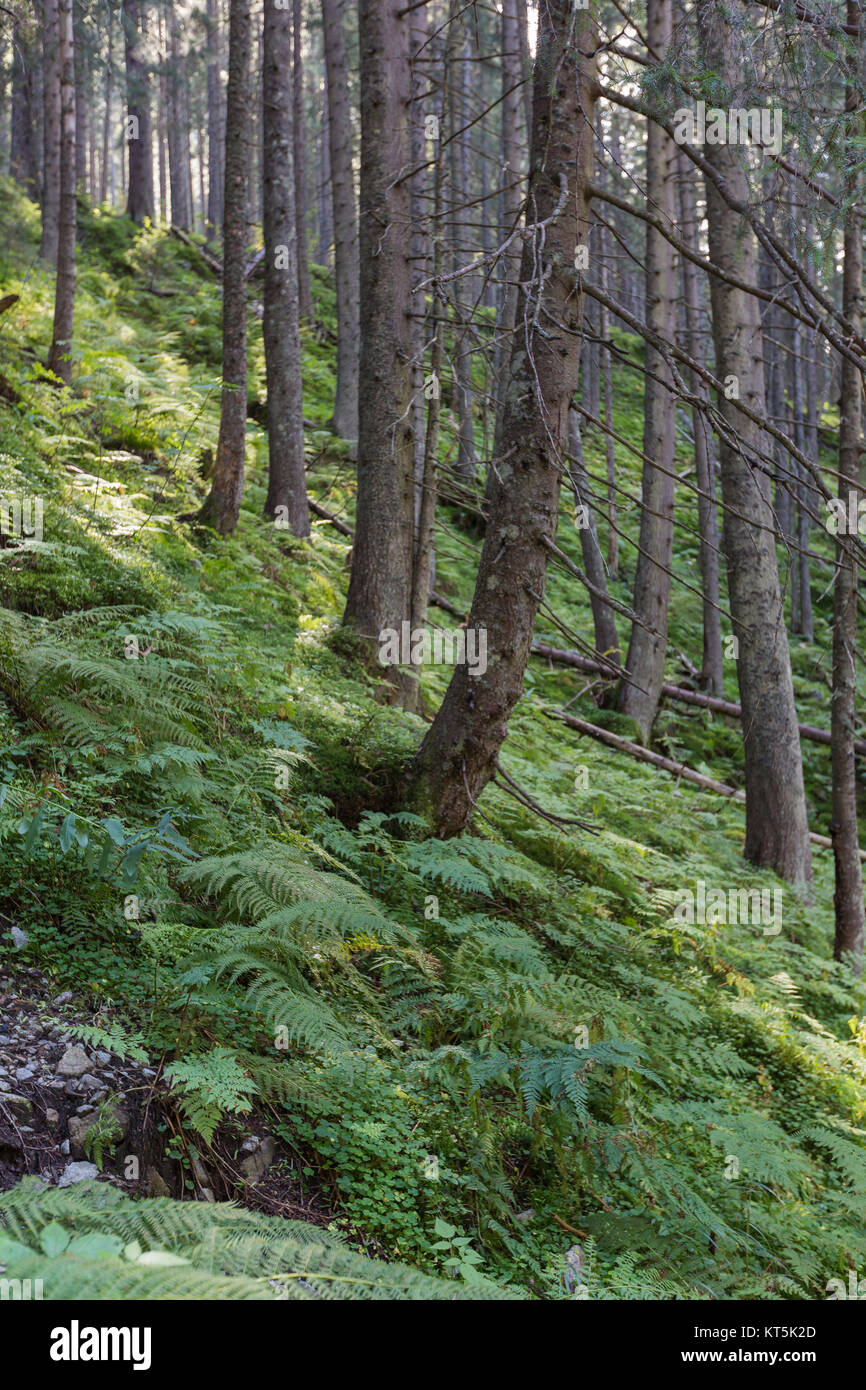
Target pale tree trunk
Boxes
[167,2,192,228]
[41,0,61,264]
[123,0,154,223]
[293,0,313,319]
[410,1,597,834]
[206,0,224,235]
[100,7,113,204]
[832,0,864,975]
[449,16,475,479]
[322,0,359,440]
[618,0,677,741]
[343,0,417,705]
[494,0,523,417]
[48,0,75,384]
[74,24,86,193]
[10,12,39,200]
[569,407,620,667]
[262,0,308,536]
[199,0,251,535]
[697,0,812,887]
[677,146,723,694]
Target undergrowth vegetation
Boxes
[1,177,865,1300]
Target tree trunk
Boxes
[167,3,192,229]
[41,0,61,264]
[343,0,417,703]
[677,146,723,694]
[569,408,620,668]
[100,6,114,204]
[123,0,154,223]
[322,0,359,440]
[292,0,313,319]
[10,13,39,200]
[206,0,224,236]
[832,0,865,975]
[409,0,597,834]
[48,0,75,385]
[262,0,308,537]
[697,0,812,887]
[617,0,677,740]
[198,0,251,535]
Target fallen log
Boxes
[553,710,866,859]
[169,225,222,276]
[532,643,866,757]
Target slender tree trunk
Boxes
[10,14,39,200]
[677,146,723,694]
[41,0,61,263]
[494,0,523,417]
[697,0,812,887]
[343,0,417,704]
[167,3,191,228]
[123,0,154,223]
[321,0,359,439]
[617,0,677,740]
[262,0,308,536]
[206,0,224,235]
[570,408,620,667]
[100,7,114,204]
[74,24,86,193]
[199,0,251,535]
[292,0,313,318]
[409,0,597,834]
[833,0,865,975]
[48,0,75,384]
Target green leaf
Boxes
[39,1222,70,1257]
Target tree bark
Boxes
[569,408,620,667]
[99,5,114,204]
[10,11,40,200]
[292,0,313,319]
[832,0,865,975]
[322,0,359,440]
[48,0,75,384]
[167,2,192,229]
[198,0,251,535]
[206,0,224,235]
[123,0,154,223]
[617,0,677,740]
[262,0,308,537]
[409,0,597,834]
[677,146,723,694]
[697,0,812,887]
[40,0,61,264]
[343,0,417,703]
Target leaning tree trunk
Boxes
[343,0,417,704]
[41,0,61,264]
[262,0,308,537]
[409,0,597,835]
[617,0,677,741]
[321,0,359,440]
[832,0,865,975]
[697,0,812,886]
[48,0,75,384]
[123,0,154,223]
[198,0,251,535]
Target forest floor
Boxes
[1,178,866,1300]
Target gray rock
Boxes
[0,1093,33,1120]
[11,926,28,949]
[56,1045,90,1078]
[79,1073,103,1092]
[240,1136,275,1183]
[147,1168,171,1199]
[14,1066,34,1082]
[57,1161,99,1187]
[95,1050,112,1066]
[45,1108,59,1125]
[67,1114,93,1159]
[59,1140,70,1155]
[54,992,73,1006]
